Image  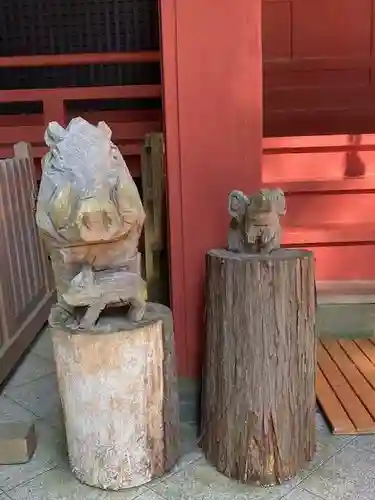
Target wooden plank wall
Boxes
[0,144,54,385]
[263,135,375,282]
[262,0,375,284]
[263,0,375,137]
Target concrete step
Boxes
[317,281,375,338]
[317,303,375,339]
[317,281,375,305]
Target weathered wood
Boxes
[201,248,316,485]
[0,422,37,465]
[36,118,147,329]
[141,133,168,304]
[51,303,179,490]
[0,142,54,386]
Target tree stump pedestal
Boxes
[51,303,179,491]
[201,249,317,486]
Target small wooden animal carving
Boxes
[228,188,286,253]
[63,265,147,330]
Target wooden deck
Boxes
[317,339,375,435]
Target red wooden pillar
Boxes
[159,0,263,377]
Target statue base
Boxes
[201,248,316,485]
[51,303,180,490]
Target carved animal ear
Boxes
[228,190,249,218]
[270,188,286,215]
[45,121,66,148]
[97,121,112,140]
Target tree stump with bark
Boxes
[51,303,179,491]
[201,248,317,486]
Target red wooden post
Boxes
[159,0,263,377]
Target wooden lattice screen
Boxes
[0,0,160,89]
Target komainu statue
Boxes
[228,188,286,254]
[36,117,147,330]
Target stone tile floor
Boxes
[0,328,374,499]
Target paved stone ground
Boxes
[0,327,374,499]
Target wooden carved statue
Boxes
[62,264,147,330]
[228,188,286,253]
[36,117,147,330]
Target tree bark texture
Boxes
[201,249,317,486]
[51,303,179,491]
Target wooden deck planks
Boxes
[339,339,375,391]
[317,339,375,435]
[316,366,356,435]
[355,339,375,365]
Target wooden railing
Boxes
[0,51,163,177]
[0,51,160,68]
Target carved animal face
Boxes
[75,195,122,243]
[37,118,145,247]
[228,188,286,248]
[62,268,98,305]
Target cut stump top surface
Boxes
[207,248,313,261]
[52,302,172,336]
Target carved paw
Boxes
[261,227,274,244]
[76,318,95,331]
[246,226,259,245]
[128,307,145,322]
[77,299,106,330]
[259,227,278,253]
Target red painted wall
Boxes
[264,135,375,283]
[263,0,375,136]
[262,0,375,285]
[160,0,263,377]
